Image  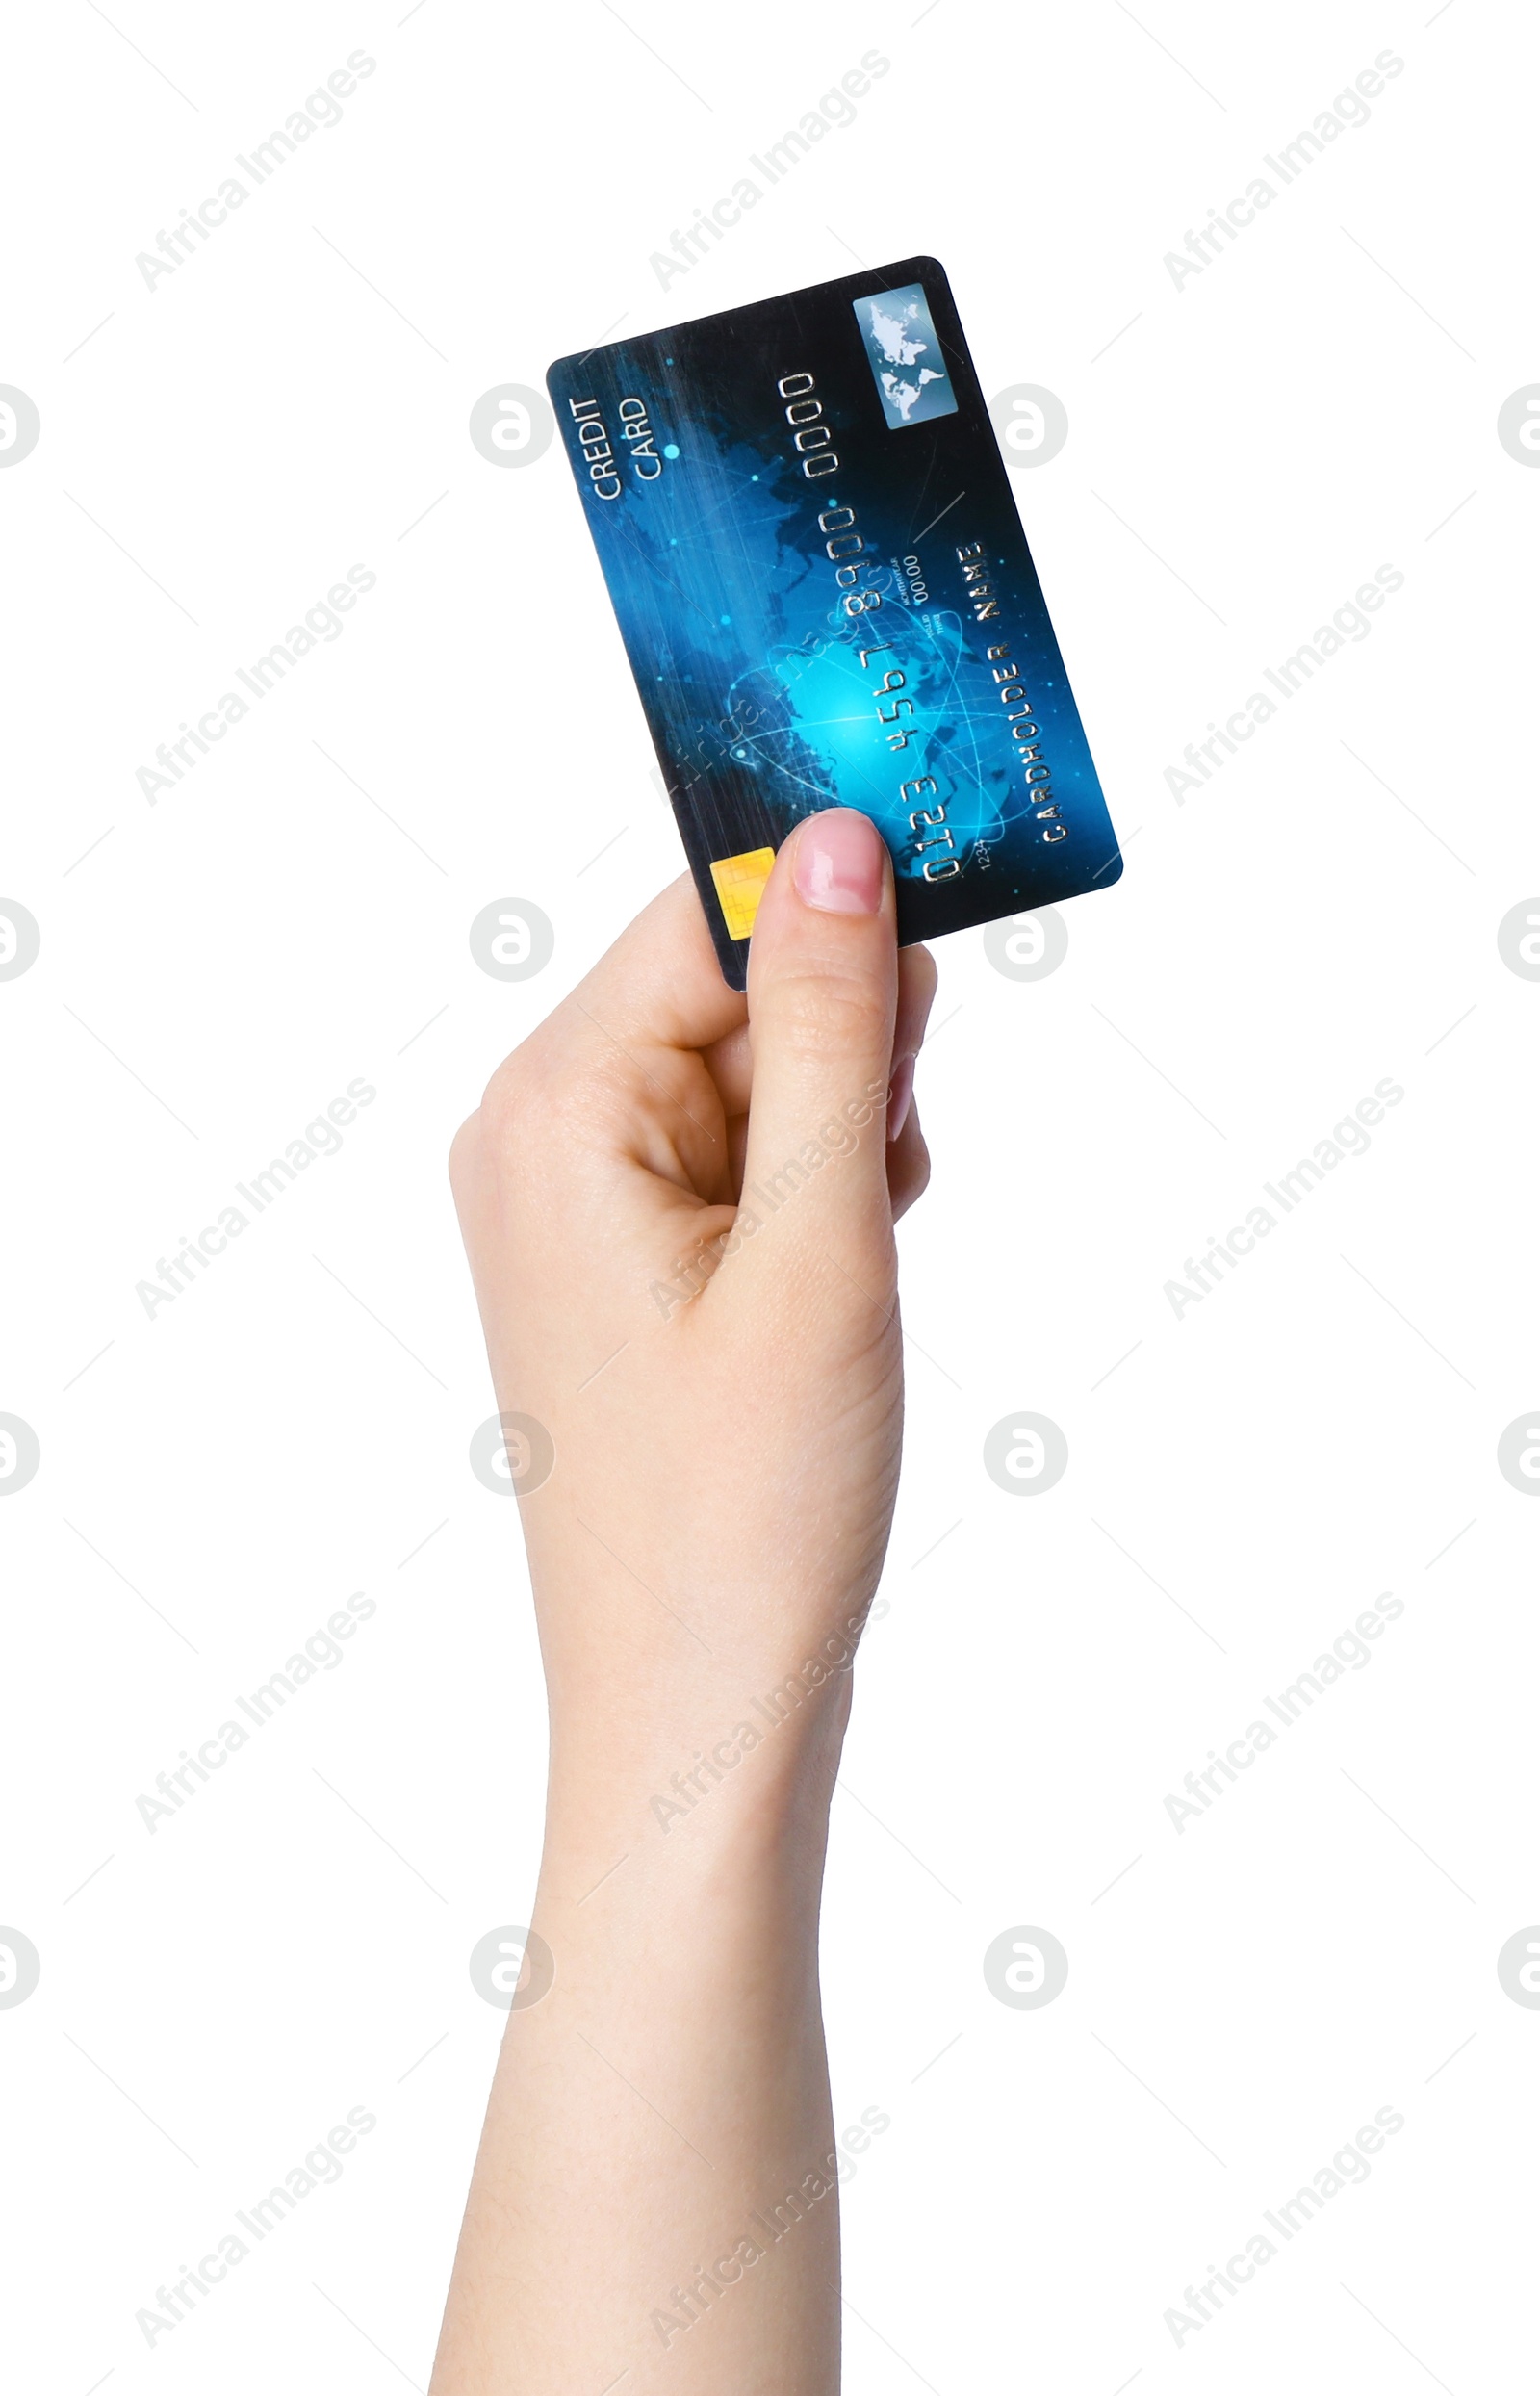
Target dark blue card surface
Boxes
[548,256,1121,988]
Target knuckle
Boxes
[448,1110,481,1192]
[477,1043,545,1148]
[892,1131,932,1221]
[473,1033,626,1192]
[765,967,888,1076]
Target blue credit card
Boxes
[548,255,1121,988]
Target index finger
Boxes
[555,871,747,1060]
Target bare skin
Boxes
[433,809,934,2394]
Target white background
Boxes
[3,1,1537,2389]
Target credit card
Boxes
[548,255,1121,989]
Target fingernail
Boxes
[793,810,884,915]
[887,1053,916,1143]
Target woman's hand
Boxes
[432,810,935,2395]
[449,806,936,1810]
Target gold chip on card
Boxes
[709,847,776,942]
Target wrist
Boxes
[538,1663,850,1906]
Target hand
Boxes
[433,810,936,2395]
[449,807,936,1806]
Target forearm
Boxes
[430,1675,850,2394]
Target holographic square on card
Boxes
[851,282,959,430]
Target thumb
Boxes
[732,809,899,1272]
